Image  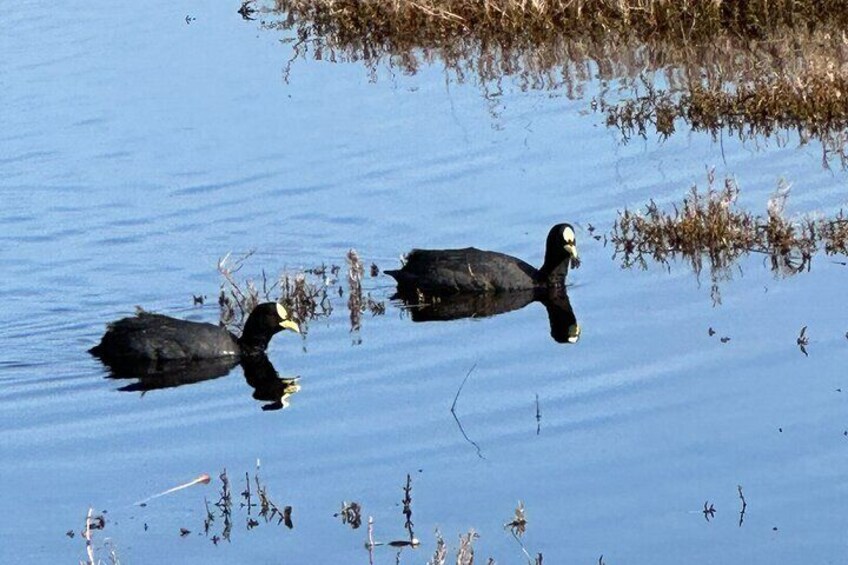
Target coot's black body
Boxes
[90,302,299,365]
[385,223,579,295]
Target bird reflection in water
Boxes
[394,286,580,344]
[101,354,301,411]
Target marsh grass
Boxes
[217,250,384,336]
[611,170,848,301]
[600,71,848,167]
[204,468,292,544]
[274,1,848,46]
[270,1,848,159]
[270,1,848,95]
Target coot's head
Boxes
[239,302,300,354]
[539,223,580,281]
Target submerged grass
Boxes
[611,170,848,301]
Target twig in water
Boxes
[366,516,376,565]
[402,473,416,542]
[738,485,747,527]
[203,497,214,535]
[216,470,233,542]
[255,472,289,527]
[797,325,809,356]
[83,507,95,565]
[535,394,541,435]
[241,472,256,515]
[505,501,535,563]
[451,363,484,459]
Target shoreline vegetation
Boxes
[270,0,848,163]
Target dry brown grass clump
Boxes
[217,250,384,336]
[612,170,847,301]
[270,0,848,85]
[269,1,848,158]
[275,1,848,45]
[601,70,848,166]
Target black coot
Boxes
[90,302,300,364]
[385,223,579,295]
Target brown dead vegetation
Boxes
[217,250,383,336]
[611,169,848,301]
[269,1,848,160]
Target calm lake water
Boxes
[2,2,847,564]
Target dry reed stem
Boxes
[456,529,479,565]
[428,530,448,565]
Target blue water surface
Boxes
[1,1,847,563]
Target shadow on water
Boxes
[394,286,580,344]
[100,354,301,412]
